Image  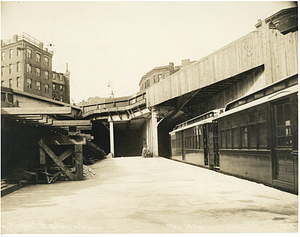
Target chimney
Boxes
[181,59,190,67]
[13,34,18,43]
[39,42,44,49]
[66,63,69,72]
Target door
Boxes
[181,131,186,161]
[273,99,294,184]
[203,124,209,166]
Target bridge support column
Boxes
[109,121,114,157]
[152,110,158,157]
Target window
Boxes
[27,64,32,73]
[45,84,49,93]
[45,57,49,66]
[221,130,226,149]
[17,62,21,72]
[7,94,13,103]
[9,79,12,88]
[232,119,239,148]
[53,83,56,90]
[9,64,12,73]
[17,48,21,57]
[198,127,203,149]
[36,68,41,77]
[27,48,32,58]
[1,66,4,76]
[275,102,292,148]
[60,95,64,102]
[153,75,156,83]
[36,81,41,91]
[59,74,63,81]
[158,74,162,81]
[17,77,21,87]
[248,113,257,148]
[146,79,150,88]
[258,111,267,148]
[53,73,56,80]
[1,51,4,61]
[36,52,41,62]
[249,124,257,148]
[1,81,4,86]
[241,127,248,148]
[60,85,63,91]
[26,79,32,88]
[226,121,232,149]
[45,71,49,80]
[9,49,13,58]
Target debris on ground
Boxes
[83,165,99,179]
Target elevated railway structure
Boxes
[1,7,298,193]
[81,7,298,159]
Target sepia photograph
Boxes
[1,0,298,235]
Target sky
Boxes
[1,1,297,103]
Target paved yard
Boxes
[1,157,298,234]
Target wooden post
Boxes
[38,139,74,181]
[109,121,114,157]
[39,147,46,165]
[74,144,83,181]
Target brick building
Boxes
[1,33,70,104]
[138,59,195,91]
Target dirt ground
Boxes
[1,157,298,234]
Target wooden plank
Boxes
[45,117,53,125]
[17,116,43,121]
[52,120,91,127]
[39,147,46,165]
[38,139,74,181]
[1,107,72,115]
[58,148,74,162]
[45,136,86,145]
[17,115,43,119]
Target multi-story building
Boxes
[138,59,195,91]
[1,33,70,103]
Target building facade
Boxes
[1,33,70,104]
[138,59,195,91]
[138,62,177,91]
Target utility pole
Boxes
[108,80,114,98]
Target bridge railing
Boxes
[81,92,147,115]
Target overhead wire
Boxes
[17,1,85,101]
[51,2,58,45]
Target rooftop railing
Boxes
[2,32,42,48]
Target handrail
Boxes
[81,92,147,114]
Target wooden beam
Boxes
[45,117,53,125]
[52,120,91,127]
[1,107,72,115]
[74,144,83,181]
[61,126,92,130]
[39,147,46,165]
[17,116,43,120]
[38,139,74,181]
[45,135,86,145]
[58,148,74,162]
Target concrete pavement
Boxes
[1,157,298,234]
